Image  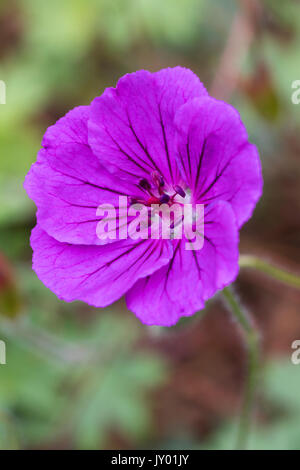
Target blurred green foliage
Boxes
[0,271,166,449]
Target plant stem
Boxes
[222,286,260,450]
[239,255,300,289]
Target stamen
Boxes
[159,194,170,204]
[151,171,164,188]
[147,196,160,205]
[135,174,181,208]
[139,178,152,191]
[173,185,186,198]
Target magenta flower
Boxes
[24,67,262,326]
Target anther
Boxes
[159,194,170,204]
[173,185,186,198]
[151,171,164,188]
[139,178,152,191]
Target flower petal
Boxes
[88,67,207,185]
[31,225,173,307]
[126,201,239,326]
[25,108,145,245]
[175,97,263,227]
[42,105,90,149]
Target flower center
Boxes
[130,171,186,207]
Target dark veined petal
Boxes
[31,225,173,307]
[42,105,90,149]
[126,201,239,326]
[25,108,145,245]
[88,67,207,185]
[175,97,263,227]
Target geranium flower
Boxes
[24,67,262,326]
